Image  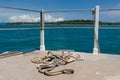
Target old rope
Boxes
[31,51,84,76]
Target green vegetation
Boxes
[6,22,40,25]
[6,20,120,25]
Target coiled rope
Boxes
[31,51,84,76]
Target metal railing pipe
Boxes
[93,6,100,54]
[40,9,45,51]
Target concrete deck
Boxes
[0,50,120,80]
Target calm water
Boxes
[0,24,120,55]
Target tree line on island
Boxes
[6,20,120,25]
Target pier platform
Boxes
[0,50,120,80]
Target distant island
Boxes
[6,20,120,25]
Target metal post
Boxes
[40,9,45,51]
[93,6,100,54]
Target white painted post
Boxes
[93,6,100,54]
[40,9,45,51]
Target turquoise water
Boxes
[0,24,120,55]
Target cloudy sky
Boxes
[0,0,120,22]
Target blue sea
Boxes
[0,23,120,55]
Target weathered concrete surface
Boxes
[0,50,120,80]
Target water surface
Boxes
[0,24,120,55]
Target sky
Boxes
[0,0,120,22]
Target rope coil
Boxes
[31,51,84,76]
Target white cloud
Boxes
[45,15,52,22]
[9,14,64,22]
[45,15,64,22]
[9,14,40,22]
[55,17,64,22]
